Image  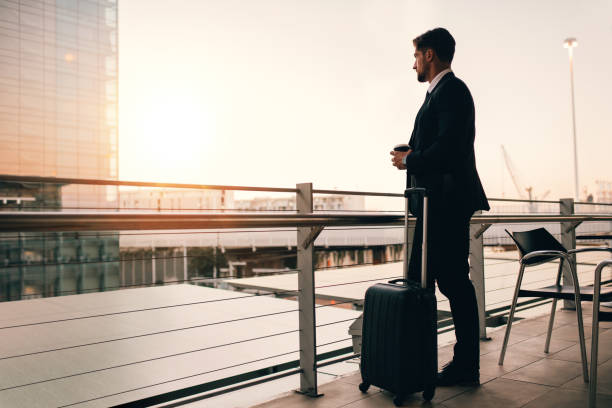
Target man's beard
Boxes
[417,64,428,82]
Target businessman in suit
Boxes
[391,28,490,386]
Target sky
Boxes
[118,0,612,202]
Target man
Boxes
[391,28,489,386]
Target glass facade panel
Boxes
[78,74,97,92]
[44,15,56,32]
[20,151,45,169]
[0,91,18,107]
[57,151,75,166]
[0,32,19,51]
[79,51,98,69]
[21,66,44,86]
[0,55,18,76]
[20,121,44,137]
[79,1,98,17]
[104,7,116,27]
[57,71,77,88]
[21,1,44,11]
[78,24,96,42]
[0,148,19,164]
[21,94,44,111]
[56,0,78,12]
[0,117,18,135]
[20,39,44,56]
[20,12,44,28]
[0,162,20,174]
[56,17,77,37]
[0,5,19,24]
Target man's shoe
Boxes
[437,360,480,387]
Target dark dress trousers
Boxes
[404,72,489,371]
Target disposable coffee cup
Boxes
[393,144,411,152]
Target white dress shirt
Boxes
[427,68,452,94]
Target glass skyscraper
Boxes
[0,0,119,301]
[0,0,117,181]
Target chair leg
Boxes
[544,298,558,353]
[499,263,526,365]
[590,297,600,408]
[568,257,589,382]
[589,261,608,408]
[575,296,588,383]
[545,259,564,354]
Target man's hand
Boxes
[390,149,411,170]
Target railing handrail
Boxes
[574,201,612,206]
[2,174,612,206]
[0,212,611,232]
[312,188,402,198]
[0,174,298,194]
[486,197,561,204]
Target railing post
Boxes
[296,183,319,397]
[98,233,107,291]
[76,234,84,294]
[141,250,146,284]
[151,242,156,284]
[55,232,64,297]
[560,198,576,309]
[42,235,47,297]
[131,252,136,285]
[469,212,488,340]
[18,232,24,300]
[183,244,188,282]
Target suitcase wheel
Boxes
[358,382,370,393]
[422,386,435,401]
[393,394,404,406]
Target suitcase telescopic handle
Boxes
[403,188,429,289]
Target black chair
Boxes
[498,228,612,384]
[590,259,612,408]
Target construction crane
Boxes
[501,145,550,201]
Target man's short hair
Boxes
[413,28,455,64]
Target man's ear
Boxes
[425,48,434,62]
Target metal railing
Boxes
[1,175,611,406]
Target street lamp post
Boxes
[563,37,579,200]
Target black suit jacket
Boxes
[405,72,489,216]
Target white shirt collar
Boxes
[427,68,452,94]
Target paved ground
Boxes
[252,303,612,408]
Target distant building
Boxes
[596,180,612,203]
[234,194,365,212]
[0,0,119,301]
[119,188,234,211]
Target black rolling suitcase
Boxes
[358,188,437,406]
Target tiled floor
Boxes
[251,303,612,407]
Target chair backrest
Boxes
[505,228,567,266]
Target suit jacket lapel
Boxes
[409,94,429,147]
[428,71,454,99]
[410,72,454,148]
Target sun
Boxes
[131,89,215,181]
[146,96,209,158]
